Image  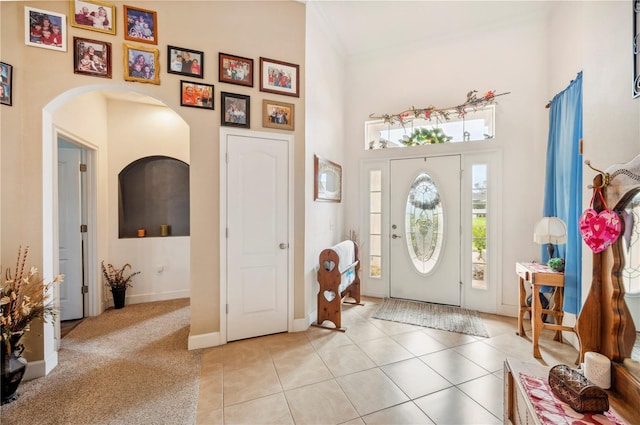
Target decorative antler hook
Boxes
[585,160,609,188]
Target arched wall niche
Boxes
[118,155,190,238]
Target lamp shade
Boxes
[533,217,567,245]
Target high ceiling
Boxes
[308,1,553,57]
[104,1,553,105]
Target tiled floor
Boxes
[195,297,579,425]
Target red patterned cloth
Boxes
[519,373,625,425]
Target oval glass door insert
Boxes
[405,172,444,274]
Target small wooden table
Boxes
[516,262,575,359]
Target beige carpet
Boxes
[372,298,490,338]
[0,298,201,425]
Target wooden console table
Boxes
[516,262,575,359]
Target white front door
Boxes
[58,147,84,320]
[390,155,461,306]
[224,131,289,342]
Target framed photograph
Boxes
[25,6,67,52]
[70,0,116,35]
[221,92,250,128]
[124,5,157,45]
[74,37,111,78]
[180,80,214,110]
[167,46,203,78]
[262,99,294,131]
[219,53,253,87]
[259,57,299,97]
[124,44,159,84]
[0,62,13,107]
[314,155,342,203]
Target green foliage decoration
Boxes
[400,127,453,146]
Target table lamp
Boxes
[533,216,567,258]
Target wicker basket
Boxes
[548,364,609,413]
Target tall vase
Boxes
[111,287,126,309]
[1,336,27,404]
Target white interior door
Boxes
[390,155,461,306]
[58,147,84,320]
[225,133,289,341]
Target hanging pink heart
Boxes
[579,208,621,253]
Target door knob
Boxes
[279,243,289,249]
[392,234,401,239]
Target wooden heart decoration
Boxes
[579,208,621,253]
[323,290,336,302]
[322,260,336,272]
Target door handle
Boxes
[279,243,289,249]
[391,234,401,239]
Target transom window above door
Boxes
[365,106,495,150]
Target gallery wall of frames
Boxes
[4,0,300,131]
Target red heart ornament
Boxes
[579,208,621,253]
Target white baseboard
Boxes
[362,289,388,299]
[188,331,221,350]
[106,290,190,308]
[23,348,59,381]
[292,310,315,332]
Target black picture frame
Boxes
[219,52,253,87]
[221,92,250,128]
[167,45,204,78]
[74,37,112,79]
[180,80,214,110]
[0,62,13,106]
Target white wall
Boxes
[304,4,347,323]
[107,99,190,306]
[343,9,550,315]
[54,94,191,308]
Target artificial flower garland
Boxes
[369,90,510,125]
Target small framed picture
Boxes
[262,99,294,131]
[124,44,159,84]
[25,6,67,52]
[219,53,253,87]
[124,5,157,45]
[167,46,203,78]
[70,0,116,35]
[1,62,13,106]
[314,155,342,203]
[259,57,299,98]
[180,80,214,110]
[74,37,111,78]
[221,92,250,128]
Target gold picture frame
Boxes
[123,43,159,85]
[70,0,116,35]
[262,99,294,131]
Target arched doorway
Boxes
[40,85,190,376]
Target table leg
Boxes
[532,283,543,358]
[517,276,527,337]
[553,287,564,343]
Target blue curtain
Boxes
[542,72,583,315]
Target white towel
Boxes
[331,240,355,274]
